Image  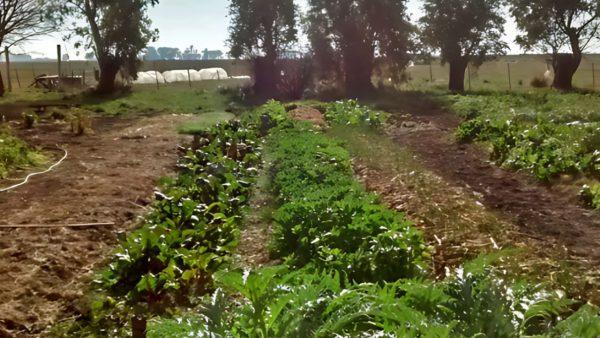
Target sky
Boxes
[18,0,522,60]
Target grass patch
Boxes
[80,82,241,116]
[178,112,236,135]
[0,127,45,179]
[0,88,65,105]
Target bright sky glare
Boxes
[18,0,522,59]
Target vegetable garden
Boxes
[44,99,600,337]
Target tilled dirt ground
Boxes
[0,113,190,337]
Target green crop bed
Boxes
[143,100,600,338]
[452,92,600,208]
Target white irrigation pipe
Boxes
[0,145,68,193]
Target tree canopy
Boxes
[0,0,52,48]
[157,47,181,60]
[419,0,507,91]
[307,0,413,96]
[510,0,600,89]
[49,0,159,93]
[228,0,297,60]
[228,0,298,97]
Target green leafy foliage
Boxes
[89,120,261,330]
[453,93,600,181]
[581,183,600,209]
[144,100,599,337]
[151,263,600,337]
[0,127,44,179]
[325,100,390,127]
[267,127,427,283]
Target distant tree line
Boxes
[142,46,224,61]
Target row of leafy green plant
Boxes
[52,120,262,337]
[268,126,426,283]
[148,100,600,337]
[452,92,600,208]
[0,126,45,179]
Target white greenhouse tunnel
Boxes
[132,67,249,84]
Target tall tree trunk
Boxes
[448,59,467,92]
[253,55,279,99]
[552,53,581,91]
[96,60,120,94]
[0,70,5,97]
[342,43,375,98]
[131,315,147,338]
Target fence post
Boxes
[5,47,12,92]
[14,69,21,89]
[82,69,86,86]
[187,69,192,88]
[57,45,62,88]
[592,63,596,90]
[154,62,159,90]
[507,62,512,91]
[429,62,433,83]
[467,63,471,91]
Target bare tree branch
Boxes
[0,0,53,48]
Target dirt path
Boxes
[375,96,600,263]
[0,113,189,337]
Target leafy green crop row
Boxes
[53,121,262,336]
[268,127,427,283]
[453,93,600,182]
[149,100,600,337]
[150,264,600,338]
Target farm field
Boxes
[5,0,600,336]
[0,85,599,337]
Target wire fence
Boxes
[3,49,600,93]
[0,57,253,92]
[403,55,600,91]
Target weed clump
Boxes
[0,127,44,178]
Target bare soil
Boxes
[0,113,189,337]
[289,107,327,127]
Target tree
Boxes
[510,0,600,90]
[85,51,96,60]
[0,0,52,47]
[0,0,52,96]
[157,46,181,60]
[143,46,160,60]
[182,45,201,60]
[228,0,297,97]
[419,0,507,92]
[49,0,159,94]
[306,0,413,97]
